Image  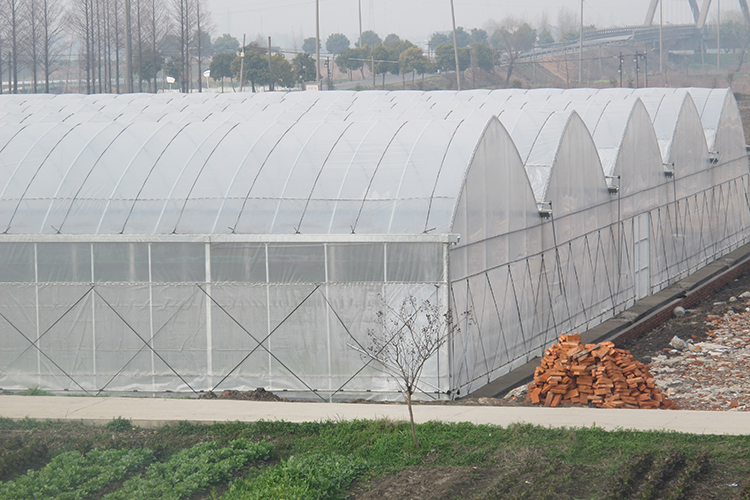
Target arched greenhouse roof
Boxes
[0,88,740,237]
[0,115,492,236]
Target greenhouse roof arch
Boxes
[0,113,507,236]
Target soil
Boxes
[197,387,288,402]
[619,276,750,365]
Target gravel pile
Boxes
[649,300,750,411]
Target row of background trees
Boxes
[0,0,598,95]
[4,0,750,95]
[0,0,214,94]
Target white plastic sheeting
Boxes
[0,89,747,399]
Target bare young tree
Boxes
[353,295,459,449]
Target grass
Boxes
[18,387,54,396]
[0,417,748,499]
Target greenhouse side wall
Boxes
[0,237,453,401]
[449,102,750,397]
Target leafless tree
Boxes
[145,0,166,92]
[2,0,24,93]
[171,0,194,91]
[352,295,460,449]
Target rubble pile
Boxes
[527,334,674,409]
[649,305,750,411]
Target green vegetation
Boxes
[0,448,154,500]
[222,453,366,500]
[19,387,53,396]
[102,439,272,500]
[0,417,748,499]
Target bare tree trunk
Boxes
[96,0,103,93]
[43,0,48,91]
[114,0,120,93]
[151,0,156,92]
[11,0,18,93]
[104,0,111,92]
[406,390,419,448]
[196,0,201,92]
[31,0,38,93]
[136,0,142,92]
[125,0,133,92]
[84,0,91,93]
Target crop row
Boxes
[0,447,155,500]
[103,439,273,500]
[0,438,273,500]
[221,453,368,500]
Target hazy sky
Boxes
[205,0,727,50]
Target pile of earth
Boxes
[198,387,288,402]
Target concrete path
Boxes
[1,396,749,435]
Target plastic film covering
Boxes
[1,89,748,400]
[0,116,485,236]
[0,240,450,398]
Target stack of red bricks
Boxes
[527,333,675,409]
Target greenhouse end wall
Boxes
[0,236,453,401]
[448,107,750,398]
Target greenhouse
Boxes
[0,88,747,400]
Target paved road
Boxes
[1,396,749,435]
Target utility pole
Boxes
[659,0,663,74]
[450,0,461,90]
[634,52,640,88]
[579,0,583,85]
[359,0,362,47]
[125,0,133,93]
[268,36,273,91]
[618,52,623,87]
[644,46,648,86]
[717,0,721,72]
[371,49,375,89]
[239,33,245,92]
[316,0,322,89]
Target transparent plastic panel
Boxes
[186,121,279,200]
[150,243,205,283]
[295,200,336,234]
[209,284,271,390]
[37,243,92,283]
[33,284,95,390]
[327,243,385,282]
[211,243,266,283]
[386,243,443,282]
[268,199,308,234]
[172,199,226,235]
[524,111,572,168]
[274,121,355,199]
[268,244,325,283]
[93,285,155,392]
[388,199,432,234]
[93,243,149,283]
[149,284,207,392]
[324,283,392,393]
[23,123,123,203]
[0,243,34,282]
[0,285,38,389]
[267,285,328,391]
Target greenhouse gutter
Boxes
[467,240,750,400]
[0,233,460,244]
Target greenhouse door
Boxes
[633,213,650,300]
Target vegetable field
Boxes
[0,416,749,499]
